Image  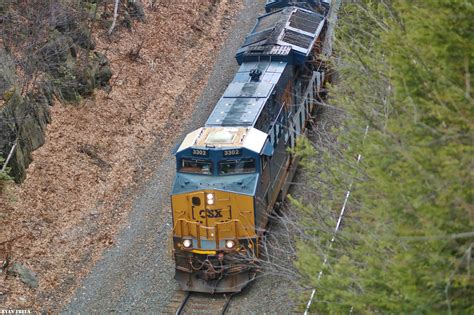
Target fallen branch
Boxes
[1,141,17,173]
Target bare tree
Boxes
[108,0,120,35]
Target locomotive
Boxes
[171,0,331,293]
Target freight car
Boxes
[171,0,330,293]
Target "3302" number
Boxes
[223,149,241,156]
[192,149,208,156]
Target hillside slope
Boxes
[1,1,240,311]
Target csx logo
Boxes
[199,209,223,219]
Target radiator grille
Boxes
[281,29,313,49]
[289,9,322,34]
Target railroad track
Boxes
[164,291,234,315]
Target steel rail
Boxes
[221,293,234,315]
[175,291,191,315]
[175,291,234,315]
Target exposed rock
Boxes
[93,52,113,87]
[52,65,81,102]
[1,91,51,182]
[52,8,78,33]
[0,3,114,183]
[7,262,39,289]
[37,81,55,107]
[39,34,75,74]
[0,1,10,15]
[127,0,145,22]
[0,49,16,99]
[75,51,112,97]
[122,11,133,29]
[52,4,95,50]
[71,25,96,50]
[45,31,111,100]
[0,51,53,182]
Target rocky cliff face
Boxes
[0,18,112,183]
[0,51,51,183]
[0,84,52,183]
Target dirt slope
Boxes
[0,1,240,311]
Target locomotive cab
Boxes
[171,127,272,293]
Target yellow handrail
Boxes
[172,218,255,249]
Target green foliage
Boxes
[2,88,14,103]
[295,0,473,313]
[0,169,12,182]
[0,156,12,189]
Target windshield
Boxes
[219,158,256,175]
[180,158,213,175]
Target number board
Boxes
[192,149,208,157]
[223,149,241,157]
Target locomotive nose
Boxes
[171,189,256,251]
[172,189,258,293]
[189,192,232,225]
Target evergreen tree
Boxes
[295,0,473,313]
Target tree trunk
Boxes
[108,0,120,35]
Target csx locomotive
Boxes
[171,0,330,293]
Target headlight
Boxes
[207,193,214,205]
[225,240,235,249]
[183,239,192,248]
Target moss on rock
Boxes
[0,1,114,183]
[1,91,51,182]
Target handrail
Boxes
[172,218,256,250]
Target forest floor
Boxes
[0,1,241,311]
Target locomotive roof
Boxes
[265,0,331,13]
[206,60,287,128]
[176,127,270,155]
[236,6,326,64]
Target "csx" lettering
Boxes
[199,209,223,219]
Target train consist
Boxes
[170,0,331,293]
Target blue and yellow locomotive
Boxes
[171,0,330,293]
